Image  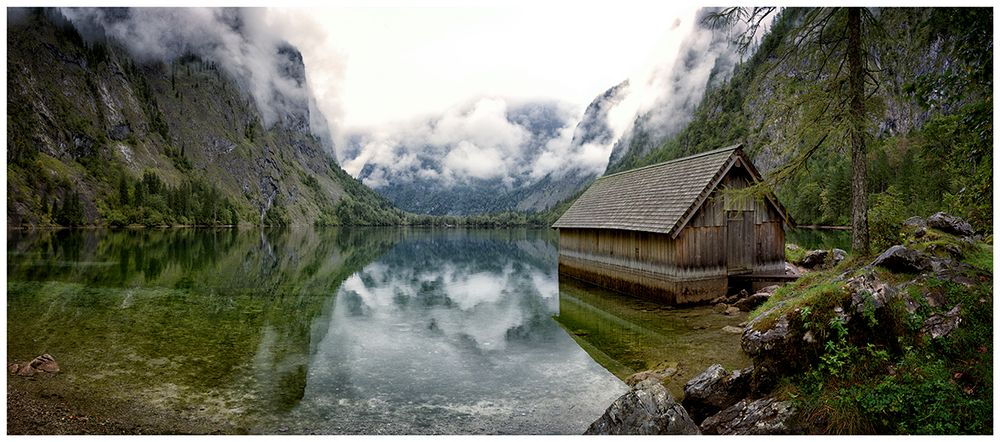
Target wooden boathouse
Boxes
[552,144,791,305]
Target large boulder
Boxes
[585,379,700,435]
[871,245,930,273]
[699,397,796,435]
[927,212,974,237]
[682,364,754,424]
[799,250,829,269]
[741,303,825,391]
[903,216,927,229]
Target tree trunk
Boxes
[847,7,869,255]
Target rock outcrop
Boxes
[921,304,962,339]
[927,212,975,237]
[682,364,754,424]
[699,397,796,435]
[585,379,700,435]
[8,354,60,377]
[871,245,931,273]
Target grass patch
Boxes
[964,243,992,273]
[750,276,849,332]
[785,244,806,264]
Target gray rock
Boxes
[109,123,132,141]
[903,216,926,229]
[734,293,771,312]
[740,303,804,391]
[799,250,828,269]
[714,303,729,314]
[725,306,742,316]
[784,262,801,276]
[927,242,963,259]
[742,305,790,356]
[586,379,700,435]
[722,325,743,334]
[922,305,962,339]
[871,245,930,273]
[927,212,974,237]
[682,364,754,424]
[831,248,848,266]
[700,397,796,435]
[846,270,896,314]
[786,244,800,251]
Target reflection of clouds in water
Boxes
[337,260,554,352]
[290,234,626,433]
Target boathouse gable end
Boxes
[552,145,789,305]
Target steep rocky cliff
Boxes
[7,8,401,227]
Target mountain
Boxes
[597,7,992,232]
[345,100,562,215]
[7,8,402,227]
[603,8,742,174]
[512,80,630,212]
[344,80,630,216]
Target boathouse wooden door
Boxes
[726,210,754,274]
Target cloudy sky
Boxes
[266,1,733,186]
[273,1,700,130]
[40,1,749,188]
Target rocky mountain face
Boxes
[7,8,399,227]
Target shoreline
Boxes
[6,375,242,435]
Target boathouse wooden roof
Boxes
[552,144,789,237]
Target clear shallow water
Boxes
[7,228,628,434]
[786,228,852,251]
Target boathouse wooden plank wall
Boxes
[554,145,788,305]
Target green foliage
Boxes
[608,7,991,242]
[772,226,993,434]
[98,170,241,226]
[53,189,85,226]
[784,244,806,264]
[868,186,906,251]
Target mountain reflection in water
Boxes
[7,228,626,434]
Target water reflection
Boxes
[282,230,624,434]
[7,228,625,434]
[785,228,852,251]
[554,276,750,399]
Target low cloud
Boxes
[58,7,337,147]
[340,97,579,189]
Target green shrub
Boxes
[868,186,906,252]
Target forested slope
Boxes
[7,8,403,227]
[605,8,991,234]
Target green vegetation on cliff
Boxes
[745,218,992,434]
[606,8,992,234]
[6,8,403,227]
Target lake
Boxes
[7,227,747,434]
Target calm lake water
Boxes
[7,227,746,434]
